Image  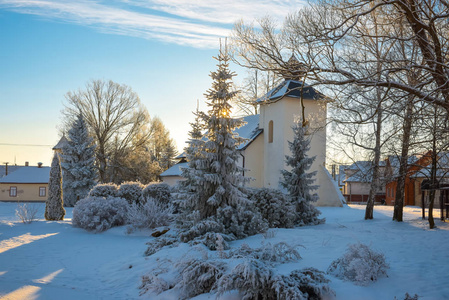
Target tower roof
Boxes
[52,135,69,151]
[256,79,325,104]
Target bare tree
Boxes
[64,79,152,183]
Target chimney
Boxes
[38,162,43,168]
[25,161,29,167]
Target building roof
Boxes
[235,114,263,150]
[0,166,50,184]
[0,165,23,178]
[256,80,325,104]
[344,161,386,183]
[161,115,262,178]
[160,162,188,177]
[410,152,449,179]
[53,135,69,151]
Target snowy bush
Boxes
[217,259,274,299]
[16,203,39,224]
[272,268,335,300]
[144,236,179,256]
[140,274,173,295]
[248,187,297,228]
[118,181,144,205]
[88,183,119,198]
[176,258,226,299]
[187,232,231,251]
[230,242,302,264]
[72,196,129,232]
[327,243,389,285]
[143,183,171,204]
[126,198,174,230]
[217,260,334,300]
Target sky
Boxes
[0,0,306,167]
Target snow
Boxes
[0,167,50,184]
[1,202,449,299]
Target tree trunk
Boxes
[365,107,382,220]
[392,96,414,222]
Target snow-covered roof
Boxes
[256,80,325,104]
[53,135,69,151]
[0,165,22,178]
[344,161,386,183]
[236,114,263,150]
[160,162,188,177]
[0,166,50,184]
[411,152,449,179]
[387,155,419,177]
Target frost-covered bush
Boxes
[118,181,144,205]
[127,198,174,230]
[271,268,335,300]
[72,196,129,232]
[140,274,173,296]
[217,259,274,299]
[143,183,171,204]
[88,183,119,198]
[178,205,267,246]
[229,242,302,264]
[327,243,389,285]
[16,203,39,224]
[188,232,231,251]
[176,258,226,299]
[217,260,334,300]
[248,188,297,228]
[145,236,179,256]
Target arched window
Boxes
[268,120,274,143]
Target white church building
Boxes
[161,73,344,207]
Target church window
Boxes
[268,120,274,143]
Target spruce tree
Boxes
[61,114,97,207]
[45,153,66,220]
[281,121,322,225]
[178,45,266,241]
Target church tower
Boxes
[256,56,343,206]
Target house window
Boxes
[39,187,46,197]
[268,120,274,143]
[10,186,17,197]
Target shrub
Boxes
[126,198,174,231]
[327,243,389,285]
[88,183,119,198]
[248,188,297,228]
[143,183,171,204]
[176,258,226,299]
[16,203,40,224]
[217,260,334,300]
[118,181,145,205]
[145,236,179,256]
[229,242,302,264]
[72,196,129,232]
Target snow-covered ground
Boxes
[0,202,448,300]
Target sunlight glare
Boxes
[0,233,59,254]
[0,285,41,300]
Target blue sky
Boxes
[0,0,303,166]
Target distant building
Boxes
[0,163,50,202]
[343,161,386,204]
[161,58,345,207]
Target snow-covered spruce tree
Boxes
[45,153,66,220]
[61,114,97,207]
[281,120,322,225]
[178,45,266,242]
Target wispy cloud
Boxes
[0,0,305,48]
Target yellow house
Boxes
[0,164,50,202]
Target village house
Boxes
[0,162,50,202]
[342,161,386,204]
[161,58,345,207]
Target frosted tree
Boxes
[178,45,266,240]
[45,153,66,220]
[281,120,322,225]
[61,114,97,207]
